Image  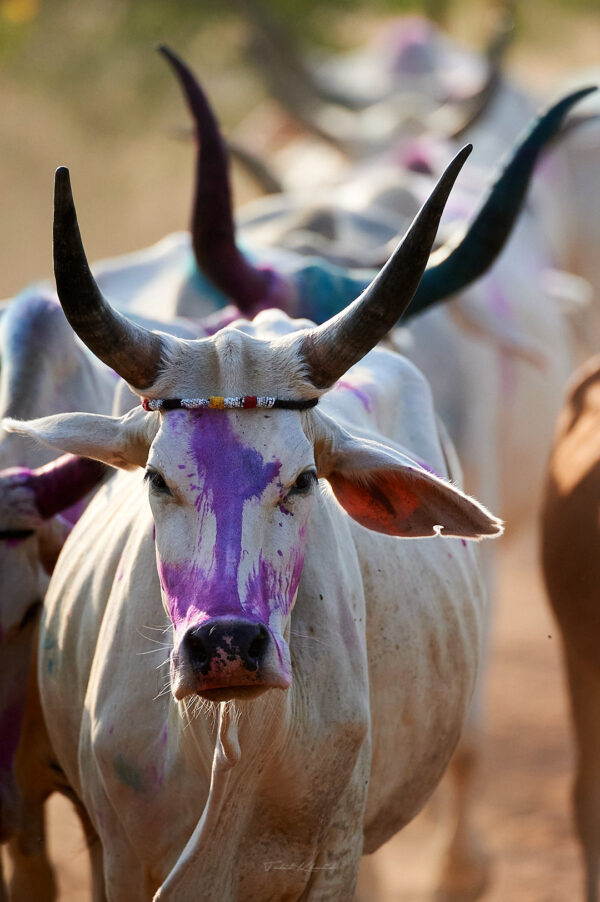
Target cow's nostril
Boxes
[186,630,209,674]
[247,625,269,665]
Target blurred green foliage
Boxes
[0,0,596,133]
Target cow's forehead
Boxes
[150,407,313,486]
[148,318,316,403]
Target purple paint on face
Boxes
[245,543,305,624]
[159,411,283,629]
[336,380,372,413]
[461,539,467,548]
[0,701,25,775]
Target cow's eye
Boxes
[144,468,171,496]
[289,469,317,496]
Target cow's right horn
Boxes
[53,167,166,390]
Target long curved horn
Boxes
[53,167,166,390]
[299,145,472,389]
[408,86,598,315]
[232,0,368,112]
[158,45,278,312]
[429,5,514,140]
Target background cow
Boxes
[541,354,600,902]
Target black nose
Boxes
[183,620,270,675]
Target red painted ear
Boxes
[328,466,501,539]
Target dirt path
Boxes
[20,527,582,900]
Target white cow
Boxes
[235,4,537,178]
[0,291,117,898]
[0,454,109,902]
[5,150,503,900]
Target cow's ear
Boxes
[311,410,502,540]
[3,406,155,470]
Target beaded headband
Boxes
[142,396,319,412]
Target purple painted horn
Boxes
[53,167,166,390]
[1,455,107,527]
[28,455,108,520]
[159,45,286,313]
[299,144,473,389]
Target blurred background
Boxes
[0,2,598,900]
[0,0,597,298]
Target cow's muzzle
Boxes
[174,618,289,701]
[186,619,269,675]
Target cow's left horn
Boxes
[159,45,276,313]
[299,144,472,389]
[53,167,166,390]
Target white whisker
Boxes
[137,645,171,656]
[290,631,327,646]
[141,623,171,634]
[136,627,171,647]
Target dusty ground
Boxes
[28,526,581,901]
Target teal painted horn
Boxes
[408,85,597,316]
